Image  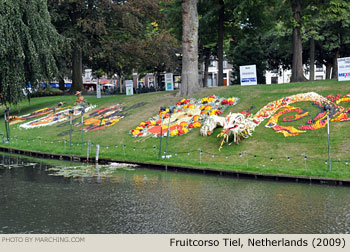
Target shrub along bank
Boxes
[0,79,350,179]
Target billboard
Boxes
[126,80,134,96]
[165,73,174,91]
[240,65,257,86]
[337,57,350,81]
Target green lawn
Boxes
[1,79,350,179]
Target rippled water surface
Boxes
[0,154,350,234]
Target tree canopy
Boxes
[0,0,63,104]
[2,0,350,105]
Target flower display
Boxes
[80,104,125,132]
[202,92,350,150]
[20,104,95,129]
[130,95,239,137]
[264,93,350,137]
[10,105,71,125]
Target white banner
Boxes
[165,73,174,91]
[240,65,257,85]
[125,80,134,96]
[337,57,350,81]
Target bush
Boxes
[30,87,64,97]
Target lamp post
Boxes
[164,107,175,158]
[4,107,10,142]
[325,104,331,172]
[81,108,85,151]
[68,109,74,151]
[158,106,166,159]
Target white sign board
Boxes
[165,73,174,91]
[96,83,101,98]
[337,57,350,81]
[240,65,257,85]
[125,80,134,96]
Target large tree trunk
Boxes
[309,38,315,81]
[58,76,65,91]
[217,0,224,86]
[326,63,332,79]
[290,0,307,83]
[70,43,83,94]
[198,56,204,88]
[331,48,340,79]
[179,0,200,97]
[203,48,210,88]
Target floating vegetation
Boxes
[48,163,138,178]
[0,162,39,169]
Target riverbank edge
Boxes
[1,145,349,186]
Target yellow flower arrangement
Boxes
[170,130,178,136]
[180,121,187,127]
[188,104,195,109]
[132,129,140,135]
[193,121,201,128]
[209,109,218,116]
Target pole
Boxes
[327,112,331,172]
[246,152,248,168]
[158,107,166,159]
[95,144,100,163]
[81,108,85,151]
[69,109,73,151]
[4,107,10,142]
[87,140,90,163]
[164,108,173,158]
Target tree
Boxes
[317,0,350,79]
[48,0,116,94]
[225,0,278,84]
[49,0,178,92]
[217,0,225,86]
[0,0,63,105]
[290,0,307,82]
[180,0,201,96]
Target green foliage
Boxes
[30,87,64,98]
[48,0,179,78]
[0,0,64,105]
[229,36,268,84]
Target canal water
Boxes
[0,153,349,234]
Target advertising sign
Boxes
[96,83,101,98]
[126,80,134,96]
[165,73,174,91]
[240,65,257,86]
[337,57,350,81]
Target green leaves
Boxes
[0,0,63,105]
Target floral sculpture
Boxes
[130,96,239,137]
[200,92,350,149]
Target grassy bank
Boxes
[1,79,350,179]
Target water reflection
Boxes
[0,153,350,234]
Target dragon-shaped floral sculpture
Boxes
[201,92,350,150]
